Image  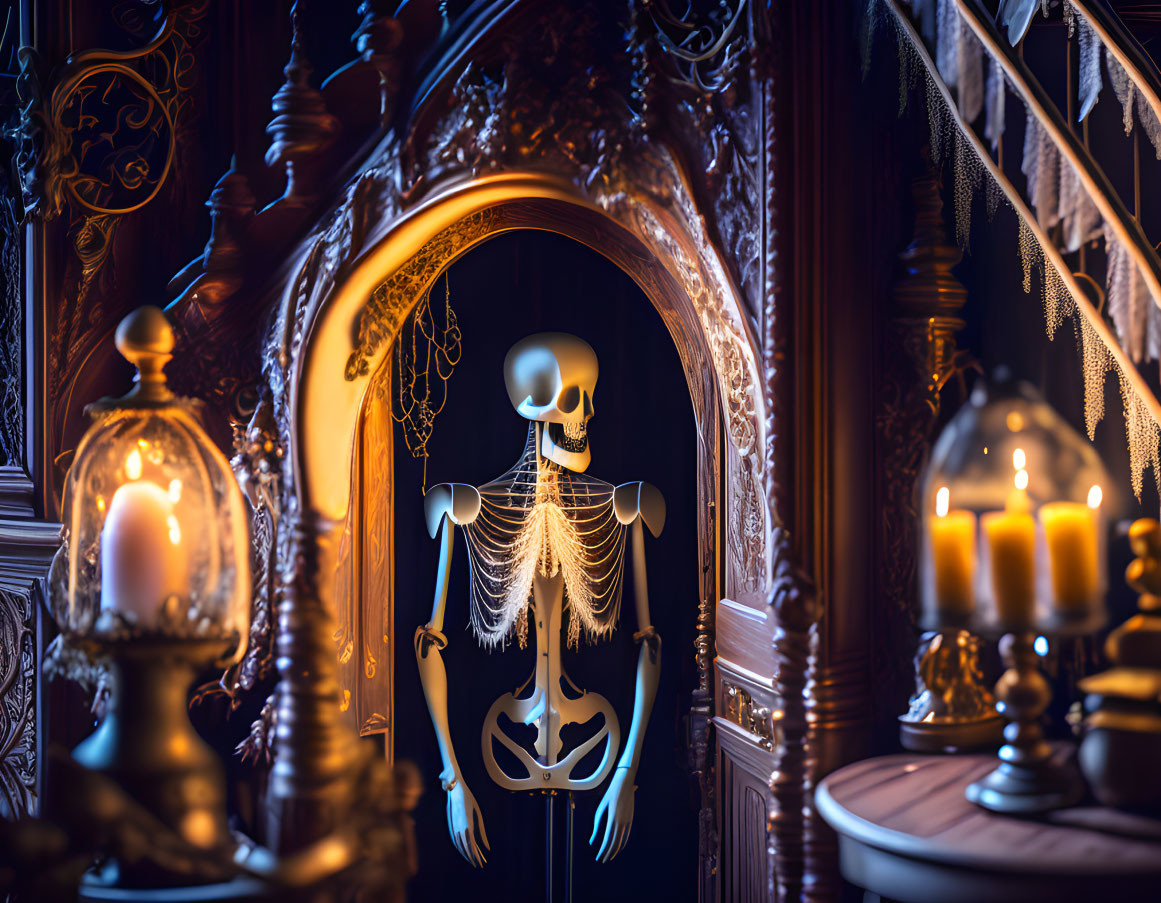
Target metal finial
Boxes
[115,306,175,403]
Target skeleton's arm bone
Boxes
[612,482,666,774]
[417,484,481,778]
[417,487,490,866]
[618,519,662,774]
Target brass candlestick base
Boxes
[900,629,1004,753]
[965,632,1083,814]
[65,636,234,888]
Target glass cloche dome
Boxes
[54,307,250,662]
[921,370,1111,631]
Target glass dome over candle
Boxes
[921,370,1111,631]
[54,307,250,661]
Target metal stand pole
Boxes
[545,791,555,903]
[566,792,575,903]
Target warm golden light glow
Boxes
[167,514,182,546]
[1013,447,1026,470]
[936,486,951,518]
[1087,484,1103,509]
[125,449,143,481]
[168,479,182,503]
[96,495,105,513]
[1006,411,1025,432]
[1014,469,1030,491]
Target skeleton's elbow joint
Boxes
[633,624,661,661]
[415,623,448,659]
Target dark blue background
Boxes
[392,229,701,903]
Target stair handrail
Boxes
[884,0,1161,429]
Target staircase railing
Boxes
[867,0,1161,497]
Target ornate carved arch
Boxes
[237,3,820,897]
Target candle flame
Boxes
[936,486,950,518]
[1087,484,1103,509]
[1013,448,1026,470]
[125,449,142,481]
[168,479,182,503]
[1014,469,1029,490]
[96,495,105,513]
[166,514,181,547]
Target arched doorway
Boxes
[272,169,795,899]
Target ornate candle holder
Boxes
[899,628,1003,753]
[965,611,1101,814]
[918,372,1112,811]
[50,307,251,888]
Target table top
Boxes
[816,752,1161,901]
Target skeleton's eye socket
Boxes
[558,385,580,412]
[528,372,556,407]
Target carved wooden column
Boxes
[874,163,968,702]
[265,514,360,853]
[265,5,339,208]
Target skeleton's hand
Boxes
[444,775,489,867]
[589,766,636,862]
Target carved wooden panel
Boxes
[0,584,35,817]
[0,467,61,818]
[715,660,780,903]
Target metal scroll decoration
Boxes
[391,271,462,490]
[645,0,749,92]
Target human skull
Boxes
[504,332,596,472]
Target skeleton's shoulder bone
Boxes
[423,483,482,538]
[613,482,666,537]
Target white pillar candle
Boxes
[100,480,188,624]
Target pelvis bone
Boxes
[480,571,620,791]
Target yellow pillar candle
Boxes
[983,510,1036,626]
[931,510,976,617]
[1040,501,1099,613]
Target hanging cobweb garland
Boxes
[926,68,954,167]
[1018,215,1038,293]
[1101,225,1161,365]
[898,24,920,116]
[872,0,1161,496]
[1119,368,1161,499]
[1076,12,1102,119]
[1042,259,1075,340]
[985,165,1004,221]
[1105,46,1161,160]
[985,56,1006,151]
[1075,313,1113,439]
[953,129,985,247]
[392,271,463,491]
[935,0,959,88]
[1021,112,1062,231]
[956,19,985,124]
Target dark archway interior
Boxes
[390,229,701,902]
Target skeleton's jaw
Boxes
[541,419,591,472]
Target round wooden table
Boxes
[815,752,1161,903]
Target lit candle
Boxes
[983,510,1036,626]
[1005,448,1033,512]
[100,479,188,624]
[1041,495,1100,614]
[930,487,976,617]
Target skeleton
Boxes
[414,332,665,868]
